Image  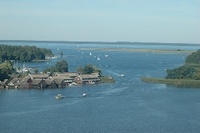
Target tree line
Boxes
[166,49,200,80]
[185,49,200,64]
[43,61,102,76]
[0,44,54,62]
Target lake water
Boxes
[1,41,200,133]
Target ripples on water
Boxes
[1,42,200,133]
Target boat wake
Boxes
[106,70,124,77]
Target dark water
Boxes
[1,42,200,133]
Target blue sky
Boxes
[0,0,199,43]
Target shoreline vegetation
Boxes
[141,77,200,88]
[78,48,194,54]
[142,49,200,88]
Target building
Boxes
[29,74,49,80]
[19,77,32,89]
[74,74,100,84]
[54,72,79,78]
[30,79,46,89]
[45,78,57,88]
[53,76,74,88]
[7,78,22,89]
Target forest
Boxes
[0,44,54,62]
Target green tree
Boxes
[77,64,102,75]
[77,66,83,74]
[185,49,200,64]
[0,44,54,62]
[55,60,68,72]
[93,65,102,76]
[165,65,196,79]
[43,60,68,73]
[0,62,13,81]
[82,64,95,74]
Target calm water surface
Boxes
[0,42,200,133]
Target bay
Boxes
[0,41,200,133]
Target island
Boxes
[141,49,200,88]
[0,45,115,89]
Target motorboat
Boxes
[120,74,125,78]
[69,82,77,86]
[82,93,87,97]
[55,94,64,100]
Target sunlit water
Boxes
[0,41,200,133]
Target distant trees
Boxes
[0,44,54,62]
[43,60,68,74]
[185,49,200,64]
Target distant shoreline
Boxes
[0,40,200,45]
[78,48,195,54]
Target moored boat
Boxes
[55,94,64,99]
[82,93,87,97]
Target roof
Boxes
[8,78,23,86]
[31,79,43,85]
[45,79,55,85]
[91,72,100,77]
[78,74,100,81]
[2,79,8,84]
[53,76,73,84]
[54,72,78,77]
[79,74,99,79]
[10,78,21,84]
[52,76,73,80]
[29,74,49,79]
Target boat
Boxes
[55,94,64,100]
[69,82,77,86]
[82,93,87,97]
[120,74,125,78]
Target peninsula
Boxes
[0,45,115,89]
[142,49,200,88]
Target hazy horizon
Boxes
[1,39,200,45]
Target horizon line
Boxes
[0,39,199,45]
